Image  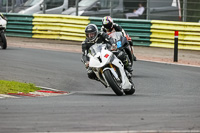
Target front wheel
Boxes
[103,69,124,96]
[0,32,7,49]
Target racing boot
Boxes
[87,67,98,81]
[123,55,133,74]
[123,55,133,84]
[116,50,133,74]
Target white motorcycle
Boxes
[88,43,135,96]
[0,15,7,49]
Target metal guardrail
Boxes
[32,14,89,41]
[3,13,200,50]
[90,17,152,46]
[150,20,200,50]
[3,13,33,37]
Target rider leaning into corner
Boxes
[101,16,137,61]
[81,24,133,82]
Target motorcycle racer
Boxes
[101,16,126,36]
[81,24,132,80]
[101,16,136,61]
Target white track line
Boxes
[36,86,62,91]
[139,59,200,68]
[36,86,72,96]
[0,94,19,99]
[31,130,200,133]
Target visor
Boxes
[86,31,97,41]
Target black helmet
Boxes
[85,24,98,42]
[102,16,113,32]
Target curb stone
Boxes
[0,86,69,99]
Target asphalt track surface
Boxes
[0,46,200,132]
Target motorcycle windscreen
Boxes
[89,44,112,68]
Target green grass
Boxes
[0,80,40,94]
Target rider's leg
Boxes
[114,50,133,84]
[87,67,98,80]
[116,50,133,74]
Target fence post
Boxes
[12,0,15,12]
[146,0,150,20]
[110,0,113,17]
[6,0,8,13]
[183,0,187,22]
[43,0,46,14]
[76,0,79,16]
[174,31,179,62]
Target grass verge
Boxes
[0,80,40,94]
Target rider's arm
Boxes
[121,29,126,37]
[113,23,126,37]
[113,23,122,31]
[101,32,117,51]
[81,41,89,65]
[101,32,115,45]
[100,26,106,33]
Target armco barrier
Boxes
[89,17,152,46]
[32,14,90,41]
[3,13,200,50]
[3,13,33,38]
[151,20,200,50]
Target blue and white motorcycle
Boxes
[88,41,135,96]
[0,14,7,49]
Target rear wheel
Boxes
[1,32,7,49]
[103,69,124,96]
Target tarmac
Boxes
[6,36,200,67]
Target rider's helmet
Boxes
[102,16,113,32]
[85,24,98,42]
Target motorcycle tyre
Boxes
[1,32,7,49]
[124,84,135,95]
[103,69,124,96]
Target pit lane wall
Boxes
[3,13,200,50]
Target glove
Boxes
[111,44,117,51]
[85,61,89,68]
